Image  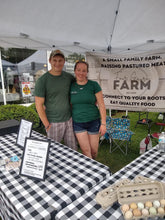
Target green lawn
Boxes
[35,111,163,174]
[94,111,162,174]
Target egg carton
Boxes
[95,175,165,210]
[134,175,165,194]
[117,181,164,205]
[134,175,163,184]
[117,181,165,220]
[120,202,165,220]
[95,178,132,209]
[134,175,156,183]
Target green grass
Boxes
[94,111,162,174]
[35,111,163,174]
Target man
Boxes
[34,50,77,150]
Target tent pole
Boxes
[47,50,51,71]
[108,0,121,53]
[0,50,6,105]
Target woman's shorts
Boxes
[73,118,101,135]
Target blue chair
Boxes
[108,118,134,155]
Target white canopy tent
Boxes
[18,50,47,66]
[2,60,16,67]
[0,0,165,54]
[0,0,165,104]
[17,50,48,74]
[17,50,74,75]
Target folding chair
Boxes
[108,118,134,155]
[135,112,152,129]
[99,116,112,145]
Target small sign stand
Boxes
[19,138,50,181]
[16,119,33,147]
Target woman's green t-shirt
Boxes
[70,80,101,123]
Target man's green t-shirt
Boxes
[70,80,101,123]
[34,71,74,122]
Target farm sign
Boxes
[86,52,165,112]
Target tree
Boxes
[0,47,36,63]
[67,53,85,63]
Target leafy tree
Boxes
[67,53,85,63]
[0,47,36,63]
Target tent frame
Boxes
[0,50,6,105]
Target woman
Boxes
[70,61,106,159]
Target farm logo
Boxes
[110,67,159,96]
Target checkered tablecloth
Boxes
[56,147,165,220]
[0,131,111,220]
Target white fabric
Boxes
[0,0,165,54]
[86,51,165,112]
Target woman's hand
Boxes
[99,124,106,136]
[95,91,107,137]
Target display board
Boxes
[86,52,165,112]
[20,138,50,181]
[16,119,33,147]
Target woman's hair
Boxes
[74,60,89,72]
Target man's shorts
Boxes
[47,117,77,150]
[73,118,100,135]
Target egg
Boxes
[145,201,152,208]
[124,210,133,220]
[149,207,157,215]
[137,202,144,210]
[160,199,165,207]
[130,202,137,210]
[133,208,141,217]
[153,200,160,208]
[142,208,149,216]
[121,204,130,213]
[157,207,164,215]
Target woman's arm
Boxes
[95,91,106,136]
[35,96,51,131]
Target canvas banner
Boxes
[86,52,165,112]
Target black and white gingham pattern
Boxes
[56,147,165,220]
[0,131,111,220]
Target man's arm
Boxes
[35,96,51,131]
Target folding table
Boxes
[0,131,111,220]
[56,147,165,220]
